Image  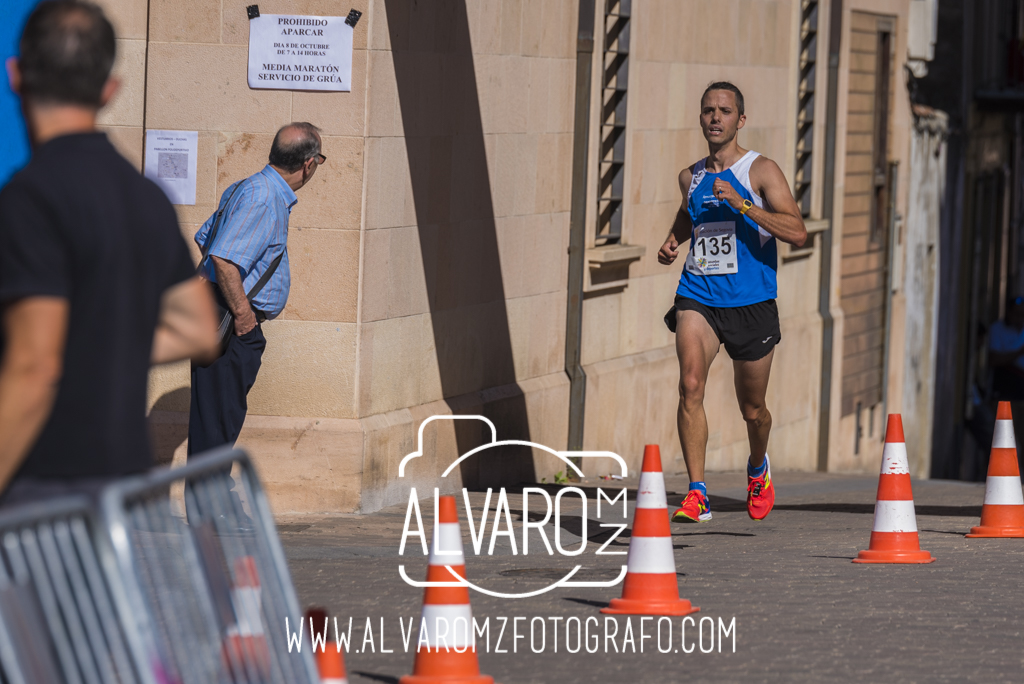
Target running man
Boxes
[658,82,807,522]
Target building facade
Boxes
[918,0,1024,481]
[74,0,942,513]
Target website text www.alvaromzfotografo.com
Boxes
[285,615,737,655]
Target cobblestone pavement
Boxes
[277,471,1024,683]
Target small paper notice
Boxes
[144,130,198,205]
[247,14,354,92]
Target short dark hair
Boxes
[19,1,116,107]
[268,122,322,173]
[701,81,745,116]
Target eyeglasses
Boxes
[314,153,326,165]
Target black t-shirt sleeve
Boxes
[0,181,70,301]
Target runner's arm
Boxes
[659,168,695,265]
[745,157,806,246]
[0,297,68,490]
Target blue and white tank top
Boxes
[675,150,777,307]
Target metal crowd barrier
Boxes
[0,448,320,684]
[0,496,138,684]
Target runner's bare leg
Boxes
[676,310,721,483]
[733,349,775,468]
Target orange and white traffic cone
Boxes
[853,415,935,564]
[399,495,494,684]
[305,607,348,684]
[601,445,699,616]
[967,401,1024,537]
[223,556,271,677]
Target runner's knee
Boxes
[679,373,706,405]
[741,403,770,425]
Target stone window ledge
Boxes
[584,243,647,293]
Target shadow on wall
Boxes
[384,0,535,487]
[148,387,190,466]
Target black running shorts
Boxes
[664,296,781,361]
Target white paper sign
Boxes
[144,130,198,206]
[247,14,353,91]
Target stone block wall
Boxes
[94,0,148,168]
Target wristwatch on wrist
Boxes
[740,199,753,215]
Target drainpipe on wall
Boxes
[817,0,844,472]
[879,160,900,424]
[564,0,596,459]
[140,0,153,168]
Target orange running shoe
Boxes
[672,489,712,522]
[747,454,775,520]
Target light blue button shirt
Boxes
[195,165,296,318]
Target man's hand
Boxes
[233,308,257,336]
[659,238,680,264]
[659,196,693,267]
[712,177,743,211]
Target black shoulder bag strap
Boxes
[245,252,283,302]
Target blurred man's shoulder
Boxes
[0,161,54,219]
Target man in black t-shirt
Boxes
[0,1,219,505]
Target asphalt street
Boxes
[277,470,1024,684]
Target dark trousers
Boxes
[188,325,266,457]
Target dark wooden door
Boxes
[840,12,895,417]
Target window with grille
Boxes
[597,0,630,245]
[794,0,819,218]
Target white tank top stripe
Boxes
[686,158,706,201]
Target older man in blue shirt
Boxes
[188,122,323,457]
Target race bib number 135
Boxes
[684,221,738,276]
